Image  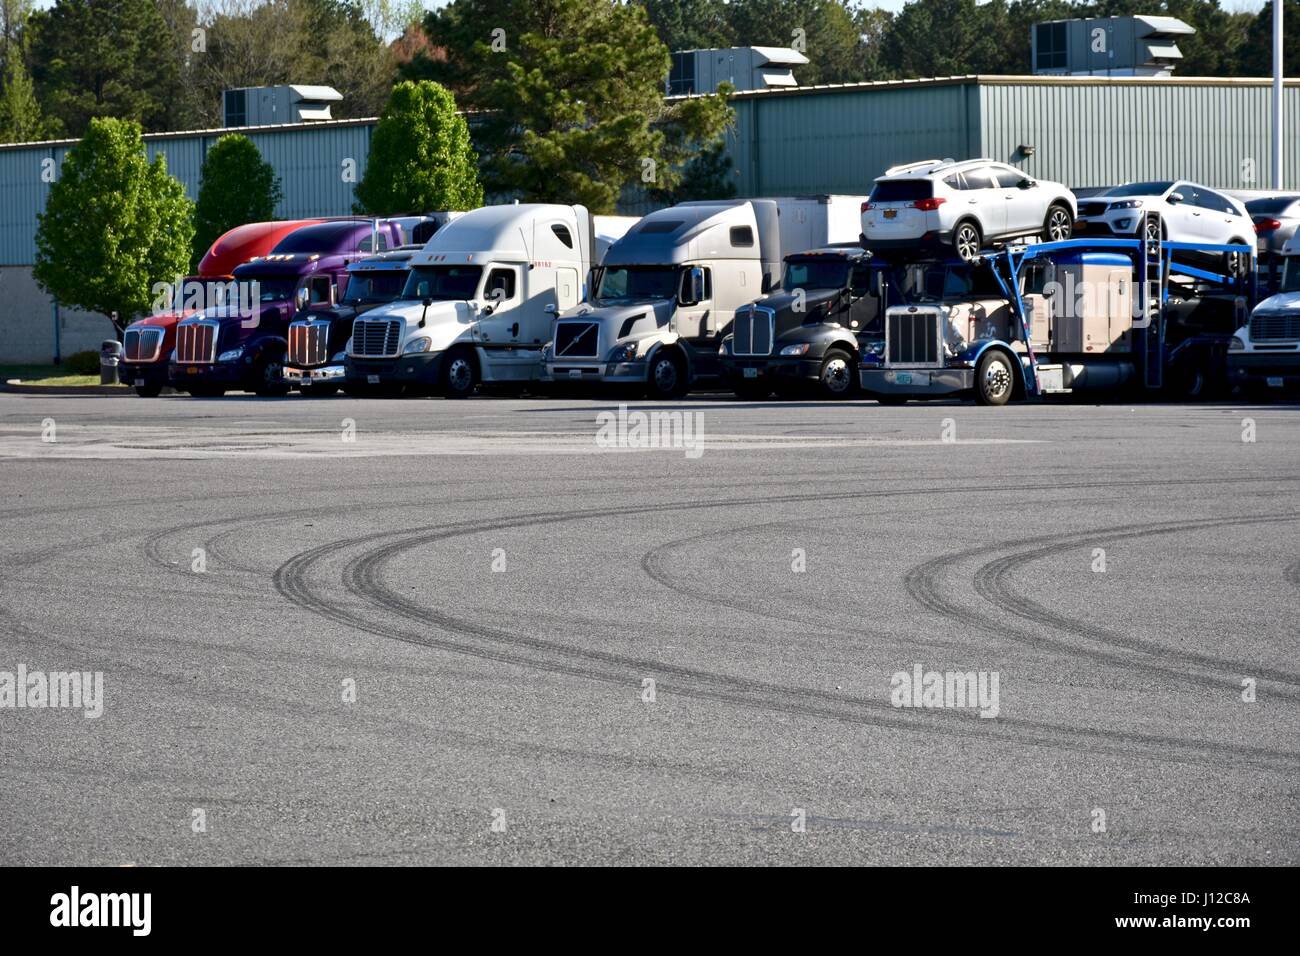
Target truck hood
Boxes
[558,299,673,339]
[1254,291,1300,314]
[747,288,843,337]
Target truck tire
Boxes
[133,384,163,398]
[253,356,290,397]
[1043,203,1073,242]
[440,347,478,399]
[974,350,1014,406]
[817,349,856,399]
[952,221,982,261]
[646,350,687,399]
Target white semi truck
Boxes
[544,196,865,398]
[343,204,636,398]
[1227,234,1300,396]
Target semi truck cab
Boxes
[1228,235,1300,395]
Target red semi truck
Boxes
[120,220,322,397]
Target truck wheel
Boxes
[952,221,982,261]
[817,349,856,399]
[253,357,290,397]
[1043,203,1073,242]
[440,347,478,399]
[646,351,687,399]
[133,384,163,398]
[974,351,1014,406]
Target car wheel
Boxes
[1226,238,1249,277]
[1143,215,1164,242]
[952,221,982,261]
[133,384,162,398]
[646,350,687,399]
[974,350,1015,406]
[1044,203,1073,242]
[440,347,478,399]
[817,348,856,399]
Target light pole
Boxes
[1273,0,1284,189]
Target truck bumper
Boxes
[1227,351,1300,390]
[345,352,444,386]
[860,367,972,395]
[284,364,346,386]
[721,356,822,385]
[546,360,645,385]
[121,361,170,390]
[169,361,248,388]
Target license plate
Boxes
[895,372,912,384]
[884,209,897,219]
[1268,376,1284,388]
[742,367,759,378]
[300,371,310,382]
[367,374,380,385]
[187,367,198,375]
[133,378,144,387]
[568,369,583,379]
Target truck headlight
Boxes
[541,342,553,361]
[780,343,810,357]
[333,350,347,362]
[217,347,244,362]
[609,342,639,362]
[718,336,733,356]
[1229,336,1245,352]
[403,336,432,354]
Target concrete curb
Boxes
[1,380,136,395]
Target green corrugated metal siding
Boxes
[979,80,1300,190]
[0,120,375,265]
[727,83,978,197]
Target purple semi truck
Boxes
[169,219,408,396]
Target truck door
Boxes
[846,263,880,333]
[474,264,542,382]
[674,266,713,341]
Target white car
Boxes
[1075,181,1253,247]
[861,158,1076,261]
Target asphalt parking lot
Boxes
[1,390,1298,865]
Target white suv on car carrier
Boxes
[861,158,1076,260]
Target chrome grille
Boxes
[176,321,218,363]
[124,327,163,362]
[554,321,600,358]
[288,320,331,366]
[732,306,774,356]
[886,310,941,366]
[351,319,401,357]
[1250,311,1300,342]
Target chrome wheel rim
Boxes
[1048,209,1071,241]
[983,359,1011,399]
[956,226,980,260]
[822,357,850,394]
[448,358,473,392]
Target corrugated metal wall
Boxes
[0,120,374,266]
[979,80,1300,190]
[727,82,979,197]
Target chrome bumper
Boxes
[284,364,346,385]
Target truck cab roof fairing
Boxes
[410,204,588,267]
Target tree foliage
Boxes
[34,118,194,335]
[353,80,483,215]
[193,134,283,264]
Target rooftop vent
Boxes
[667,46,809,96]
[222,85,344,128]
[1032,16,1195,78]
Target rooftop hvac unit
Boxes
[667,46,809,96]
[222,85,344,128]
[1032,16,1195,78]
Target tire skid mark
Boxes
[273,504,1300,774]
[907,512,1300,697]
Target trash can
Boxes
[100,339,123,386]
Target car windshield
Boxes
[1102,181,1174,198]
[1280,258,1300,293]
[344,270,408,304]
[870,180,931,203]
[596,266,678,302]
[240,275,298,303]
[782,260,850,292]
[401,266,483,301]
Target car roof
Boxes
[878,158,1000,180]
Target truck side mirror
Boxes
[544,304,557,315]
[681,266,705,306]
[294,286,310,312]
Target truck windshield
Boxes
[402,266,483,301]
[240,276,298,303]
[344,270,408,304]
[783,260,850,292]
[1280,257,1300,294]
[596,266,678,302]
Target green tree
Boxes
[28,0,180,136]
[638,0,734,51]
[725,0,867,85]
[34,118,194,337]
[353,80,483,215]
[1239,0,1300,76]
[414,0,733,213]
[0,33,49,143]
[192,134,283,264]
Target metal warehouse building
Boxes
[1,74,1298,362]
